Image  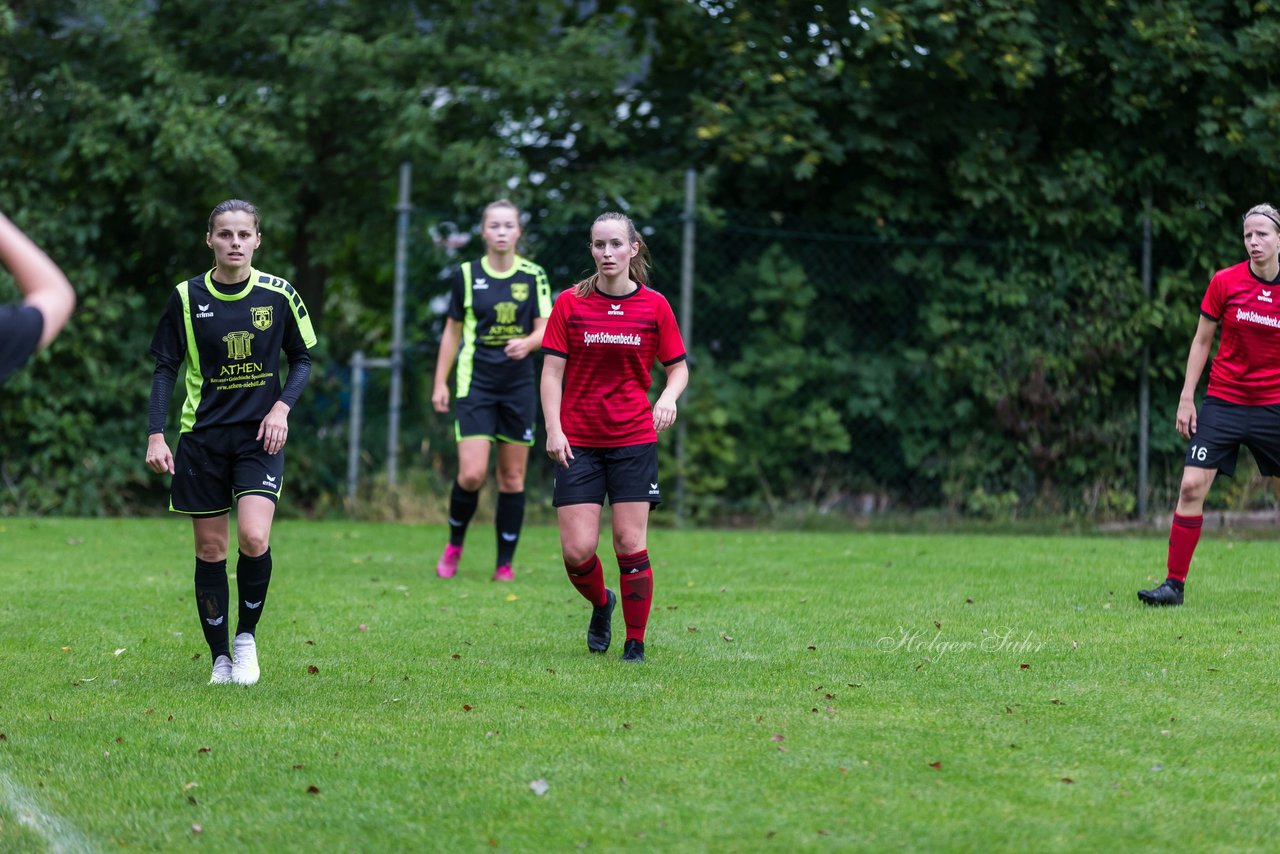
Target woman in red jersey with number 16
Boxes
[1139,203,1280,606]
[540,212,688,662]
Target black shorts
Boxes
[171,423,285,517]
[552,443,661,507]
[1185,396,1280,477]
[455,384,536,445]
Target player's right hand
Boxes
[145,433,175,475]
[546,431,574,469]
[431,383,450,414]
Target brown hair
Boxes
[207,199,260,233]
[572,212,650,297]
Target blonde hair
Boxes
[572,212,650,298]
[1243,203,1280,232]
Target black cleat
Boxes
[621,639,645,663]
[588,589,616,653]
[1138,580,1184,607]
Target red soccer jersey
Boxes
[1201,261,1280,405]
[542,283,687,447]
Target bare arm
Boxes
[653,360,689,434]
[432,317,462,413]
[1176,315,1218,440]
[540,353,573,467]
[0,213,75,350]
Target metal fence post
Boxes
[676,168,696,526]
[347,349,366,509]
[388,161,411,487]
[1138,200,1152,520]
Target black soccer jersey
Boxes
[150,269,317,432]
[446,256,552,396]
[0,304,42,385]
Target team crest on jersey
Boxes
[251,306,274,330]
[511,282,529,302]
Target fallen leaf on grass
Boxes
[305,640,315,645]
[722,635,734,642]
[293,764,305,770]
[529,779,549,796]
[771,734,785,742]
[687,626,698,633]
[0,734,6,741]
[115,737,123,743]
[965,597,974,604]
[462,705,473,711]
[933,621,941,630]
[1019,663,1030,670]
[197,747,211,754]
[622,723,631,730]
[192,824,203,835]
[451,654,461,660]
[61,646,71,653]
[806,645,816,651]
[113,648,126,656]
[928,762,942,770]
[187,796,198,805]
[505,594,519,602]
[307,665,319,674]
[307,785,320,794]
[1061,778,1074,784]
[79,677,95,683]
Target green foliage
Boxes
[5,1,1280,518]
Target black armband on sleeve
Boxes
[279,352,313,409]
[149,360,178,434]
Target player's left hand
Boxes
[653,399,678,433]
[258,402,291,454]
[504,337,532,360]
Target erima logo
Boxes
[263,474,278,488]
[649,482,660,495]
[608,303,624,316]
[1261,289,1274,303]
[245,600,263,610]
[523,428,534,441]
[195,303,215,318]
[501,532,519,542]
[474,278,489,289]
[205,616,224,626]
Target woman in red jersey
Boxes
[1139,203,1280,606]
[540,212,688,662]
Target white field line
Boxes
[0,768,96,854]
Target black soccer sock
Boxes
[194,557,230,663]
[448,481,481,547]
[495,491,526,567]
[235,548,273,637]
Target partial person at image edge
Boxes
[1139,203,1280,607]
[0,211,76,384]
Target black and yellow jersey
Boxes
[446,255,551,396]
[150,268,317,432]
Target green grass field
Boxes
[2,518,1279,851]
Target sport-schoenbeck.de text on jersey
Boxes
[1236,307,1280,329]
[583,331,642,347]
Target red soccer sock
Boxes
[566,554,607,608]
[1166,513,1203,583]
[617,550,653,642]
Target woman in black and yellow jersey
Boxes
[431,199,552,582]
[145,199,317,686]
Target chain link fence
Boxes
[336,192,1237,524]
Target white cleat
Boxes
[209,654,233,685]
[231,633,260,685]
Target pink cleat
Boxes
[436,544,462,578]
[492,564,515,582]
